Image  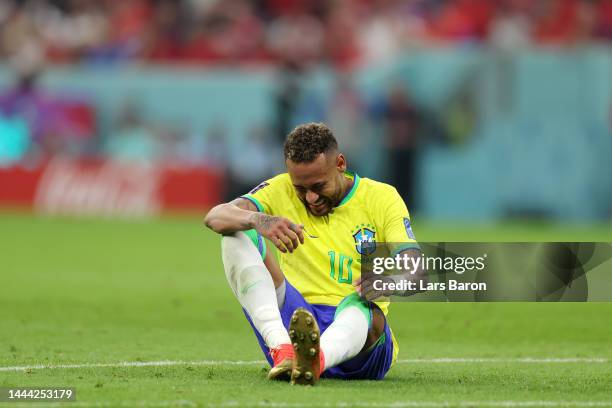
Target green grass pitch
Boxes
[1,211,611,407]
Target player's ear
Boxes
[336,153,346,172]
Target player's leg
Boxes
[321,294,394,380]
[319,293,371,371]
[287,293,371,385]
[220,230,293,379]
[260,238,286,308]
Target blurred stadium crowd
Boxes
[1,0,611,217]
[1,0,611,68]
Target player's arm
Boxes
[387,247,429,297]
[355,248,428,300]
[204,198,258,234]
[394,247,428,296]
[355,186,428,300]
[204,198,305,253]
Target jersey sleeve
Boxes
[240,175,285,215]
[378,186,420,255]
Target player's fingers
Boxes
[362,285,373,300]
[368,291,381,302]
[358,280,370,299]
[282,225,300,250]
[364,284,380,301]
[292,224,305,244]
[272,236,287,253]
[364,281,374,296]
[279,233,294,253]
[354,279,363,296]
[362,279,380,301]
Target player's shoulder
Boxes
[357,176,405,213]
[245,173,294,200]
[242,173,294,212]
[359,176,400,199]
[266,173,293,192]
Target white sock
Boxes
[320,306,369,370]
[221,232,290,348]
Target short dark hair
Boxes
[283,123,338,163]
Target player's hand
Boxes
[250,213,304,253]
[354,275,393,301]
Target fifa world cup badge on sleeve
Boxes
[403,217,416,240]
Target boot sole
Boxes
[289,308,320,385]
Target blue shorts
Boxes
[243,280,395,380]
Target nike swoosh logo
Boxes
[241,279,263,295]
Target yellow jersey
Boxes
[242,172,419,313]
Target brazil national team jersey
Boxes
[241,171,419,316]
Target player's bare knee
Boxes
[371,308,386,337]
[364,307,386,350]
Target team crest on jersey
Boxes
[352,224,376,255]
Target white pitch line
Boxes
[10,401,612,408]
[236,404,582,408]
[0,360,264,372]
[398,358,609,364]
[214,402,612,408]
[214,403,612,408]
[0,357,608,372]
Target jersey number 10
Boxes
[328,250,353,284]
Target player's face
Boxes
[286,152,347,216]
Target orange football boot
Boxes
[267,343,294,381]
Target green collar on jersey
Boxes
[337,172,360,207]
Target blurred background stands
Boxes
[0,0,611,221]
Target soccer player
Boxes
[204,123,421,385]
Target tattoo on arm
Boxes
[250,213,279,233]
[224,198,260,230]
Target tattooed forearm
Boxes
[250,213,280,232]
